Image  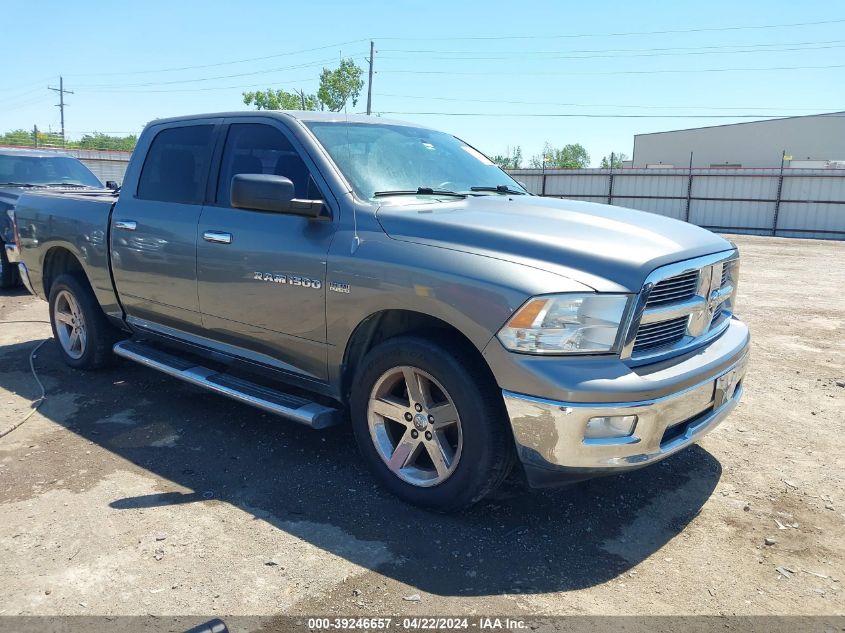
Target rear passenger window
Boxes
[137,125,214,204]
[217,123,320,206]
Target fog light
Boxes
[584,414,638,439]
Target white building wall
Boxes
[632,113,845,169]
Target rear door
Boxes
[196,118,337,381]
[111,120,221,333]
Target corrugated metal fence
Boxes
[507,167,845,240]
[62,148,131,184]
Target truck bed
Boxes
[14,190,120,316]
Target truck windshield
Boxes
[304,121,525,200]
[0,154,103,188]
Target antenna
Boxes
[344,101,361,252]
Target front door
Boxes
[196,120,336,381]
[111,121,220,333]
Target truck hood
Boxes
[375,195,733,292]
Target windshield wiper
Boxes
[469,185,527,195]
[373,187,467,198]
[0,182,92,188]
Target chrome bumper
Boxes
[4,241,21,263]
[4,243,36,294]
[17,263,35,295]
[502,320,750,487]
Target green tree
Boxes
[529,142,590,169]
[600,152,629,169]
[69,132,137,151]
[242,58,363,112]
[0,129,34,146]
[491,146,523,169]
[317,58,364,112]
[243,88,320,111]
[0,128,65,148]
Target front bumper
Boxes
[499,318,750,487]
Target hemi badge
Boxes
[329,281,351,294]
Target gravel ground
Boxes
[0,234,842,620]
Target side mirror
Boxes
[230,174,324,218]
[106,180,119,191]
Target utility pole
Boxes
[366,41,375,115]
[48,76,73,147]
[33,124,39,148]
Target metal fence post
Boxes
[684,152,693,222]
[772,150,785,236]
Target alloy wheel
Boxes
[53,289,87,360]
[367,365,463,487]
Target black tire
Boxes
[0,247,20,289]
[350,335,515,512]
[48,273,117,369]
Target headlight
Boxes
[497,293,631,354]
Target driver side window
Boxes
[216,123,322,206]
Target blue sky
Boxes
[1,0,843,166]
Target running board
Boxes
[113,340,341,429]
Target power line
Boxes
[374,17,845,41]
[371,111,845,118]
[0,85,46,105]
[378,41,845,62]
[67,38,371,77]
[80,77,318,94]
[49,17,845,82]
[3,94,52,112]
[379,62,845,76]
[73,56,351,89]
[379,38,845,55]
[375,93,842,112]
[0,77,55,96]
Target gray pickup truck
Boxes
[5,111,749,511]
[1,147,109,288]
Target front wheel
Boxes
[350,336,515,512]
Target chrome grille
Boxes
[645,270,699,307]
[710,304,724,324]
[624,252,739,361]
[633,316,688,353]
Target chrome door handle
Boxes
[114,220,137,231]
[203,231,232,244]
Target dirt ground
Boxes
[0,234,842,621]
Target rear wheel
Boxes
[48,273,117,369]
[350,335,514,512]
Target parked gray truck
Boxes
[5,111,749,510]
[1,147,110,288]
